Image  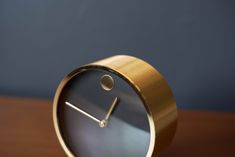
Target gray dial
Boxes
[57,69,151,157]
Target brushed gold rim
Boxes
[53,55,177,157]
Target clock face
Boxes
[56,68,151,157]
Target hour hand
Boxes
[104,97,119,122]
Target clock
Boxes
[53,55,177,157]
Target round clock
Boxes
[53,55,177,157]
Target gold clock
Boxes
[53,55,177,157]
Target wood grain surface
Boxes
[0,96,234,157]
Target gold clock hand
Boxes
[65,101,101,124]
[104,97,119,121]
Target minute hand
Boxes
[104,97,119,121]
[65,101,101,124]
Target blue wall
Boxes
[0,0,235,111]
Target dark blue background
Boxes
[0,0,234,111]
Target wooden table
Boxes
[0,96,234,157]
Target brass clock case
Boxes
[53,55,177,157]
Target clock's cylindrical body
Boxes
[89,55,177,155]
[53,55,177,157]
